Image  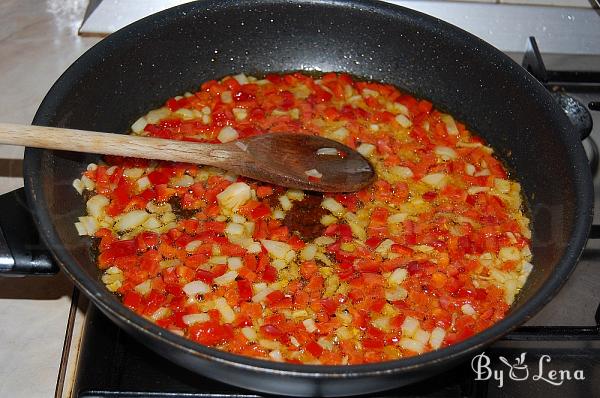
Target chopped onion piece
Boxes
[261,239,293,259]
[316,147,339,156]
[286,189,304,201]
[401,316,420,337]
[214,297,236,323]
[217,182,251,210]
[169,174,194,188]
[86,195,109,218]
[183,280,211,296]
[413,329,431,345]
[225,222,245,235]
[440,114,459,135]
[300,244,317,261]
[134,280,152,295]
[330,127,348,141]
[241,326,258,341]
[151,307,170,321]
[214,271,238,286]
[277,195,292,211]
[227,257,242,270]
[395,114,412,128]
[303,318,317,333]
[221,91,233,104]
[232,107,248,121]
[115,210,149,232]
[321,197,345,216]
[217,126,239,143]
[421,173,447,188]
[461,303,476,316]
[434,146,457,160]
[429,327,446,349]
[390,166,414,179]
[304,168,323,179]
[131,116,148,133]
[399,337,424,353]
[182,313,210,325]
[185,240,203,253]
[356,143,375,157]
[389,268,408,285]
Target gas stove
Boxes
[53,39,600,398]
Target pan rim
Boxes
[25,0,594,379]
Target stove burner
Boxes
[522,37,600,174]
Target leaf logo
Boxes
[499,353,529,381]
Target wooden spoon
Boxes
[0,123,375,192]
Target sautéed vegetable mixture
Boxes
[73,72,533,364]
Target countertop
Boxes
[0,1,99,397]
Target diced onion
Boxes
[225,222,245,235]
[316,147,339,156]
[151,307,171,321]
[390,166,414,179]
[182,313,210,325]
[215,297,236,323]
[241,326,258,341]
[134,279,152,295]
[385,286,408,301]
[183,280,211,296]
[401,316,420,337]
[440,114,459,135]
[387,213,408,224]
[429,327,446,349]
[169,174,194,188]
[461,303,476,316]
[413,329,431,345]
[131,116,148,133]
[217,182,251,210]
[217,126,239,143]
[389,268,408,285]
[146,107,171,124]
[232,108,247,121]
[185,240,203,253]
[356,143,375,157]
[421,173,447,188]
[304,169,323,179]
[86,195,109,218]
[330,127,348,141]
[279,195,293,211]
[400,337,425,353]
[499,247,521,262]
[227,257,243,270]
[286,189,305,201]
[115,210,149,232]
[434,146,457,160]
[321,197,345,216]
[395,114,412,128]
[261,239,293,259]
[303,318,317,333]
[214,271,238,286]
[72,179,84,195]
[300,244,317,261]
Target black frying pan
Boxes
[7,0,595,396]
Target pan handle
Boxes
[0,188,58,276]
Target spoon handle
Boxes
[0,123,242,166]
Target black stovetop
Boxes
[69,40,600,398]
[72,304,600,398]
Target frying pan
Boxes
[2,0,594,396]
